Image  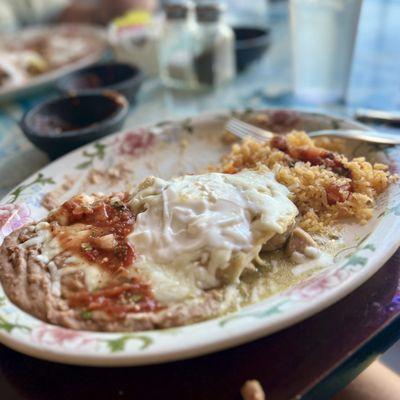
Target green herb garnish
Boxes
[81,242,93,252]
[114,244,127,259]
[130,294,142,303]
[81,310,93,320]
[111,199,124,210]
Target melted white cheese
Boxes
[22,222,108,296]
[129,169,298,302]
[18,169,302,305]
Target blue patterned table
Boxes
[0,1,400,398]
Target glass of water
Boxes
[290,0,363,104]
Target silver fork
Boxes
[225,118,400,145]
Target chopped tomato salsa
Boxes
[55,194,136,271]
[51,194,162,317]
[68,278,160,318]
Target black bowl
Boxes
[20,92,129,159]
[234,27,271,72]
[56,62,144,103]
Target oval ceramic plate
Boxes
[0,109,399,366]
[0,24,107,102]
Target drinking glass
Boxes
[290,0,363,103]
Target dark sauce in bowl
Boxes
[20,92,129,158]
[30,94,124,136]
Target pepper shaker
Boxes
[193,1,236,88]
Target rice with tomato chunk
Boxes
[217,131,394,233]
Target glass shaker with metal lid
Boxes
[193,1,236,88]
[159,0,198,89]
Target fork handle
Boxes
[355,109,400,127]
[308,129,400,145]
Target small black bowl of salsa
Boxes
[56,62,144,103]
[20,92,129,159]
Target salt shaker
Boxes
[193,1,236,88]
[158,0,198,89]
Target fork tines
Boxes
[225,118,274,143]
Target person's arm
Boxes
[334,361,400,400]
[58,2,99,25]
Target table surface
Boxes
[1,0,400,398]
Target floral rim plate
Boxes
[0,109,399,366]
[0,24,107,102]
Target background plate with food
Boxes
[0,24,107,101]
